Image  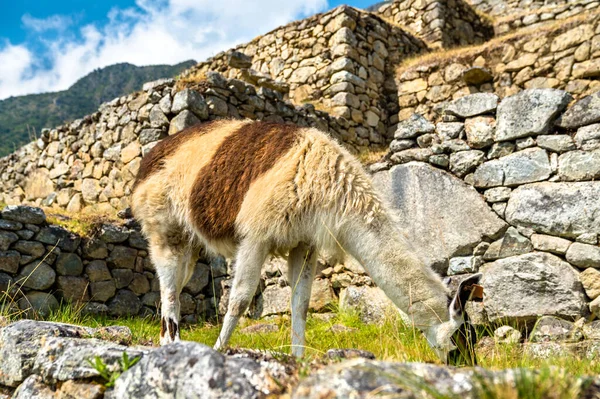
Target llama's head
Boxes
[423,273,482,366]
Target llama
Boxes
[131,119,481,362]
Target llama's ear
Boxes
[449,273,482,318]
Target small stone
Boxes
[483,227,533,261]
[483,187,511,203]
[558,150,600,181]
[465,116,495,149]
[390,139,415,152]
[574,124,600,151]
[56,276,89,302]
[531,234,572,255]
[436,122,464,141]
[536,135,576,153]
[394,114,435,139]
[449,150,485,177]
[17,262,56,290]
[0,231,18,251]
[240,323,278,335]
[18,292,59,318]
[577,233,598,245]
[494,326,521,344]
[139,129,166,146]
[446,93,498,118]
[228,51,252,68]
[90,281,116,302]
[487,142,515,159]
[171,89,208,119]
[98,224,129,243]
[566,242,600,268]
[0,250,20,273]
[108,289,142,317]
[112,269,134,289]
[556,91,600,129]
[447,256,482,275]
[168,110,201,135]
[462,67,493,86]
[56,253,83,276]
[580,268,600,299]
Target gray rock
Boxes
[108,289,141,317]
[481,252,587,323]
[495,89,572,141]
[462,67,494,85]
[90,280,116,302]
[505,182,600,239]
[12,375,55,399]
[0,320,94,386]
[0,230,19,251]
[373,163,506,272]
[112,269,134,289]
[536,135,576,153]
[18,291,59,318]
[149,105,169,128]
[33,336,145,384]
[394,114,435,139]
[558,150,600,181]
[530,234,572,255]
[446,93,499,118]
[228,51,252,68]
[169,110,201,135]
[17,262,56,290]
[577,233,598,245]
[103,144,122,162]
[494,326,522,344]
[260,285,291,316]
[473,148,551,188]
[566,242,600,268]
[56,252,83,276]
[339,285,396,324]
[449,150,485,177]
[483,227,533,260]
[0,250,20,273]
[575,124,600,150]
[1,205,46,225]
[487,142,515,159]
[111,342,287,399]
[389,139,415,152]
[435,122,464,141]
[0,219,22,230]
[556,90,600,129]
[465,116,495,149]
[171,89,208,119]
[13,240,45,259]
[206,96,228,116]
[83,239,108,259]
[139,128,167,146]
[143,78,174,91]
[56,276,89,302]
[182,263,210,295]
[35,225,80,252]
[584,320,600,340]
[530,316,582,343]
[484,187,511,203]
[98,224,130,243]
[107,246,137,269]
[447,256,482,275]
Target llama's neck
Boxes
[340,213,451,329]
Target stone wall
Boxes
[375,0,494,49]
[0,205,378,323]
[372,87,600,325]
[494,0,600,36]
[183,5,428,139]
[394,14,600,122]
[0,73,381,213]
[467,0,595,17]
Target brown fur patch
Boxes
[133,120,220,191]
[189,121,300,240]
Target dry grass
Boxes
[396,11,598,76]
[44,207,121,238]
[356,146,389,165]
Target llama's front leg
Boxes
[288,243,317,357]
[153,245,197,346]
[214,240,269,351]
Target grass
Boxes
[44,208,121,238]
[396,10,600,77]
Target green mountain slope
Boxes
[0,60,196,157]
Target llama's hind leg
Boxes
[214,240,269,351]
[288,243,317,357]
[152,243,198,346]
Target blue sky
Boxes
[0,0,378,99]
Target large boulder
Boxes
[505,182,600,239]
[373,162,507,273]
[495,89,572,141]
[481,253,587,324]
[110,342,288,399]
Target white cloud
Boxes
[0,0,328,100]
[21,13,74,32]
